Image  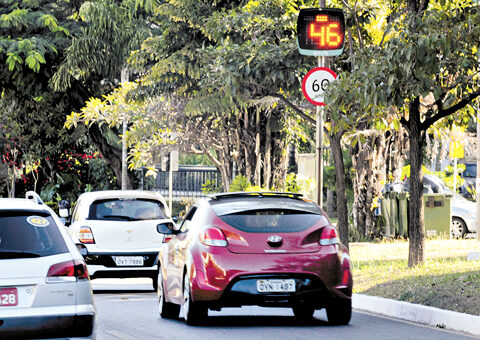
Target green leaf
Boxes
[393,119,400,131]
[388,75,394,87]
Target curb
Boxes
[353,293,480,337]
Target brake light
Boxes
[78,227,95,244]
[200,227,228,247]
[341,269,351,286]
[46,260,89,282]
[319,226,340,245]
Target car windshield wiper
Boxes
[0,250,42,259]
[102,215,133,221]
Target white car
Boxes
[0,192,95,339]
[66,190,173,289]
[448,189,477,237]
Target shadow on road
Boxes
[194,315,333,327]
[154,313,337,328]
[93,289,155,294]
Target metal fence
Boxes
[140,165,223,200]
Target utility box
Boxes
[423,193,452,237]
[380,192,452,238]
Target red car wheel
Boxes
[183,273,208,325]
[157,269,180,319]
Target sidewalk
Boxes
[353,293,480,338]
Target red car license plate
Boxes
[0,288,18,306]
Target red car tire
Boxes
[183,273,208,325]
[326,298,352,325]
[158,269,180,319]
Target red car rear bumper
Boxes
[189,244,352,308]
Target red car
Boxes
[155,192,352,325]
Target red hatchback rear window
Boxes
[218,209,322,233]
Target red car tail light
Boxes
[46,260,90,282]
[163,235,173,243]
[200,227,228,247]
[341,269,351,285]
[78,227,95,244]
[319,226,340,245]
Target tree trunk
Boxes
[264,114,272,189]
[407,98,426,267]
[221,131,232,190]
[351,138,367,236]
[327,189,335,217]
[7,167,15,198]
[88,124,134,189]
[350,127,407,239]
[329,126,349,248]
[271,131,288,189]
[255,109,262,186]
[244,110,252,181]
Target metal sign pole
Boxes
[169,162,173,215]
[477,106,480,241]
[298,2,342,208]
[316,56,324,207]
[316,0,326,208]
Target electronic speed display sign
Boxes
[297,8,345,57]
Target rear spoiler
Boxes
[209,192,304,200]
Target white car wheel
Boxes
[451,217,467,238]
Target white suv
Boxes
[0,192,95,339]
[67,190,173,289]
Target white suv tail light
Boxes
[78,227,95,244]
[46,260,90,283]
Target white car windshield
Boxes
[88,199,167,221]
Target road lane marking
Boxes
[105,330,136,340]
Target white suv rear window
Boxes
[88,199,167,221]
[0,211,68,258]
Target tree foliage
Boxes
[328,0,480,266]
[129,0,318,190]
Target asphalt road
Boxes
[91,279,479,340]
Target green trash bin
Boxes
[397,192,409,238]
[423,193,452,237]
[380,193,391,235]
[380,191,397,237]
[388,192,399,236]
[379,191,405,237]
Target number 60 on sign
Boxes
[301,67,337,106]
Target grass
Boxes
[350,239,480,315]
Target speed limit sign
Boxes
[302,67,337,106]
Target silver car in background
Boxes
[0,192,95,339]
[447,188,477,237]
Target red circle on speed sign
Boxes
[302,67,337,106]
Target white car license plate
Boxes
[114,256,144,266]
[0,288,18,306]
[256,279,296,293]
